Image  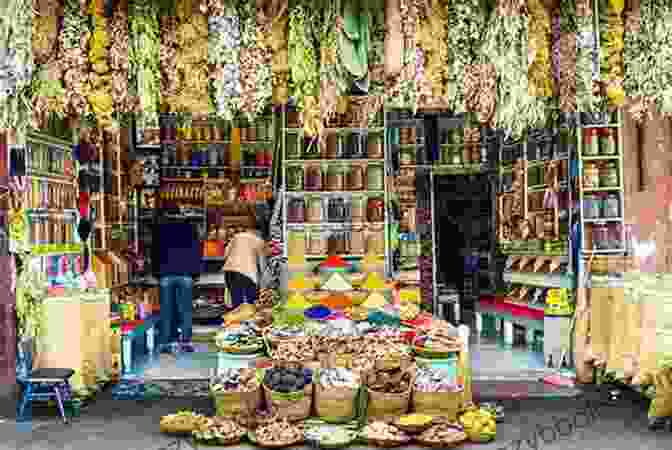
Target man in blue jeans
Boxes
[153,221,201,352]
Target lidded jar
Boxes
[306,197,323,223]
[367,197,384,222]
[366,164,384,191]
[347,164,365,191]
[326,165,345,191]
[350,195,366,222]
[287,165,304,191]
[305,164,323,191]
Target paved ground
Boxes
[1,385,669,450]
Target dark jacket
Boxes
[153,222,201,276]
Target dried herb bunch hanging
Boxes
[385,0,418,111]
[109,3,133,114]
[575,0,598,112]
[556,0,577,112]
[598,0,625,107]
[528,0,554,97]
[252,2,274,120]
[288,0,319,114]
[31,0,66,130]
[87,0,114,131]
[624,0,672,121]
[0,0,34,133]
[239,0,266,120]
[319,1,344,128]
[478,0,549,139]
[129,0,160,129]
[416,0,447,108]
[259,0,289,107]
[208,7,241,121]
[446,0,487,112]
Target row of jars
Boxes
[583,161,619,189]
[583,193,620,219]
[286,133,384,160]
[582,128,617,156]
[287,196,385,223]
[160,123,272,142]
[287,163,384,192]
[287,227,385,256]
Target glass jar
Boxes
[288,231,306,256]
[583,194,599,219]
[348,132,367,159]
[400,148,414,165]
[367,135,383,159]
[351,195,366,222]
[326,133,341,159]
[287,165,304,191]
[307,229,325,255]
[583,163,599,189]
[367,197,384,222]
[366,225,385,255]
[287,198,306,223]
[603,193,620,218]
[326,165,345,191]
[366,164,384,191]
[285,133,301,159]
[592,224,608,250]
[599,128,616,155]
[347,164,365,191]
[600,161,619,187]
[350,226,366,254]
[306,197,323,223]
[583,129,599,156]
[305,165,323,191]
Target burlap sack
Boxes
[263,383,313,421]
[213,387,263,418]
[314,383,359,423]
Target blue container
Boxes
[415,356,459,385]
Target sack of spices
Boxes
[262,365,314,421]
[314,367,361,423]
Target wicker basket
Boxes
[366,385,412,421]
[364,437,412,448]
[262,384,314,422]
[212,387,263,417]
[415,436,468,448]
[313,383,360,423]
[247,431,305,448]
[393,418,434,434]
[412,388,463,421]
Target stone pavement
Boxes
[1,386,669,450]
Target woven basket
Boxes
[411,388,463,421]
[212,387,262,417]
[313,384,360,423]
[366,385,412,421]
[248,431,305,448]
[393,418,434,434]
[262,384,313,421]
[415,436,468,448]
[365,438,411,448]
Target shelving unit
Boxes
[576,110,625,257]
[23,131,82,281]
[280,107,389,267]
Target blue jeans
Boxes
[159,275,193,345]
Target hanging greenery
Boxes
[288,1,319,113]
[528,0,554,97]
[15,252,49,340]
[478,0,550,139]
[575,0,598,112]
[0,0,34,134]
[129,0,160,128]
[624,0,672,121]
[598,0,625,107]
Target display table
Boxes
[37,292,111,391]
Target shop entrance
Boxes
[433,174,547,378]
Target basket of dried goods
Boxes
[458,405,497,442]
[215,322,264,354]
[247,418,305,448]
[364,361,414,421]
[210,369,263,418]
[304,423,359,448]
[159,410,209,435]
[412,366,463,421]
[416,422,468,448]
[393,413,434,434]
[270,336,316,363]
[360,421,411,448]
[192,417,247,446]
[262,366,314,421]
[413,326,462,359]
[264,325,306,348]
[314,367,361,423]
